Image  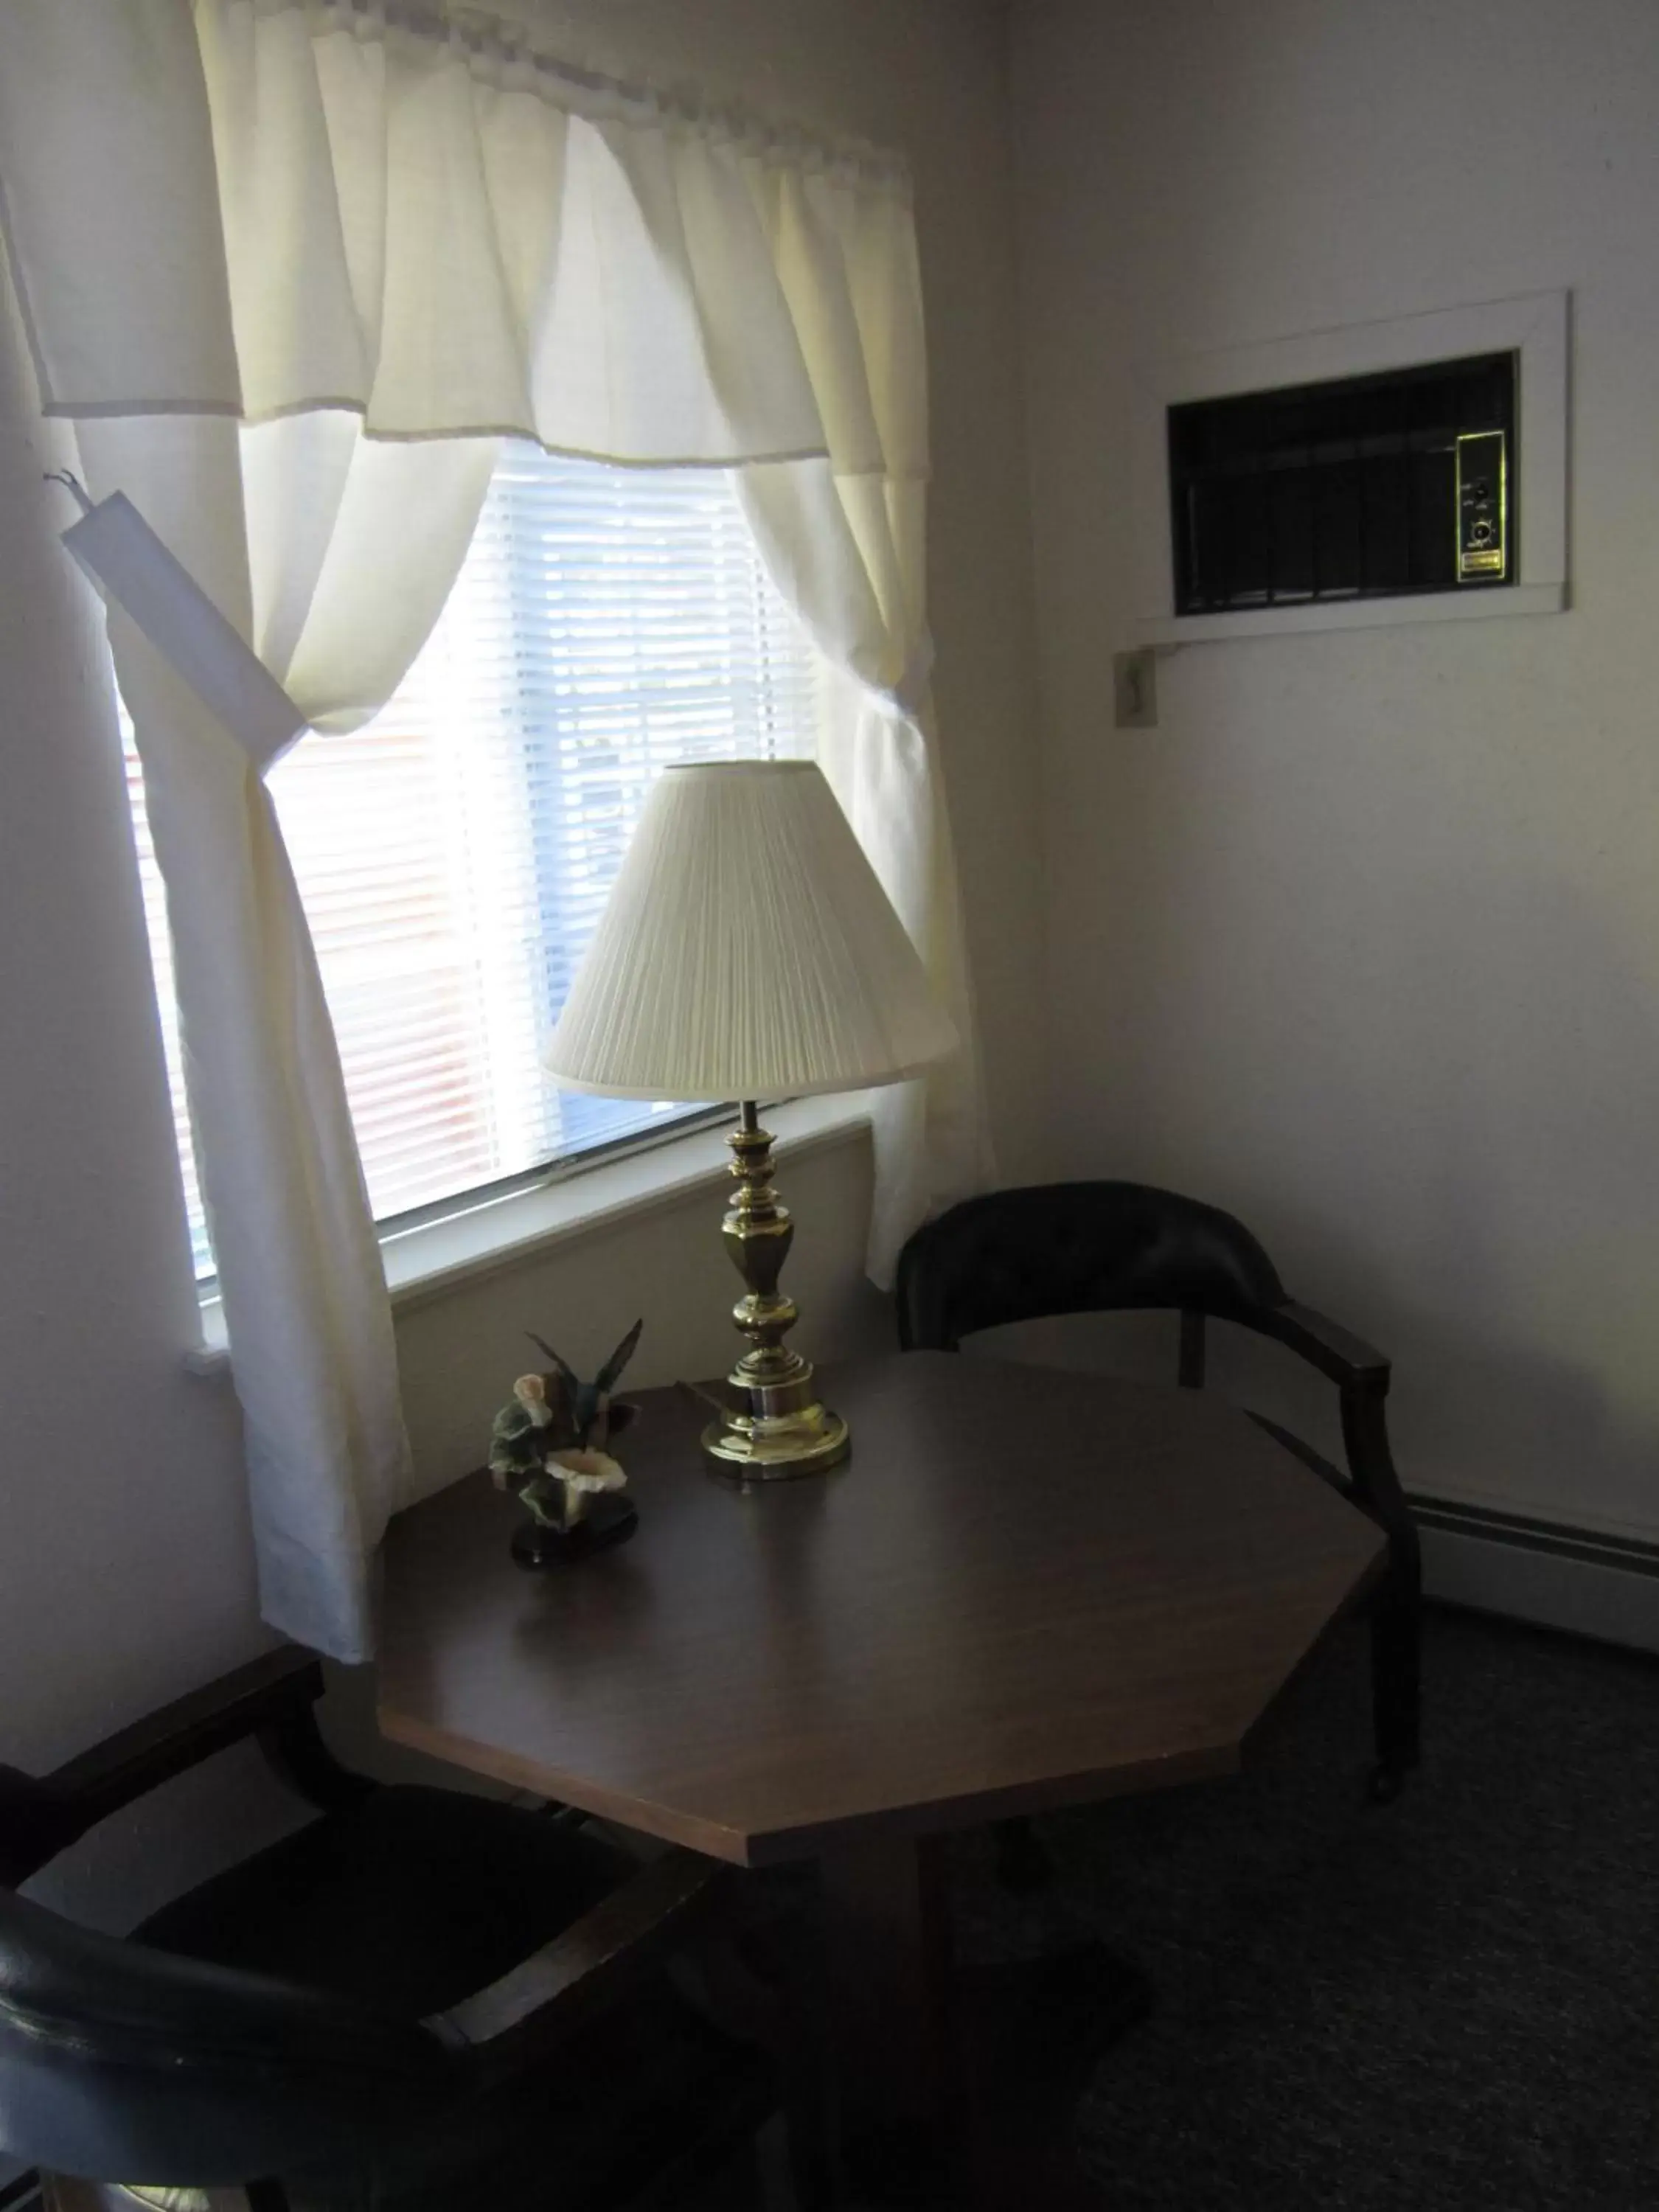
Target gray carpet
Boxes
[953,1607,1659,2209]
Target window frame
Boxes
[369,1097,740,1244]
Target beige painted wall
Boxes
[1010,0,1659,1537]
[0,0,1043,1916]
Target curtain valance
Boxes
[5,0,925,479]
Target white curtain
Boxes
[0,0,992,1660]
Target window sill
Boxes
[184,1093,874,1380]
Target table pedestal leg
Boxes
[818,1833,966,2205]
[816,1832,1147,2208]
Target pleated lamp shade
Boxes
[543,761,958,1101]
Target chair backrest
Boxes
[0,1882,457,2189]
[896,1181,1286,1352]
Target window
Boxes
[122,445,825,1278]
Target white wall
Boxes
[1011,0,1659,1542]
[0,0,1043,1914]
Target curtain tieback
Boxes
[876,635,936,723]
[60,490,307,770]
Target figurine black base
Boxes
[511,1493,639,1570]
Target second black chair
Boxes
[0,1648,827,2211]
[895,1180,1422,1801]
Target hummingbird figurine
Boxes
[488,1318,644,1565]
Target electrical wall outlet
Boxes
[1113,647,1158,728]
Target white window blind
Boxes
[122,444,824,1277]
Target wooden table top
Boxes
[378,1352,1385,1866]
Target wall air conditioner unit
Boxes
[1133,291,1568,646]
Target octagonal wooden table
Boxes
[378,1351,1386,2202]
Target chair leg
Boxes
[1341,1377,1422,1801]
[1367,1577,1422,1801]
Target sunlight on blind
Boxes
[122,445,824,1278]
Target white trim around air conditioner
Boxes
[1132,290,1569,647]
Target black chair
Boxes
[0,1648,825,2211]
[896,1181,1422,1804]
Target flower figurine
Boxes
[487,1321,644,1565]
[529,1447,628,1534]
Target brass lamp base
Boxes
[701,1102,850,1481]
[701,1394,849,1479]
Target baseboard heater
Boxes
[1413,1492,1659,1652]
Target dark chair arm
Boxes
[429,1846,728,2084]
[3,1648,341,1883]
[1255,1307,1417,1567]
[47,1646,326,1817]
[1256,1300,1391,1387]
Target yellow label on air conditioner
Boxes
[1455,430,1508,582]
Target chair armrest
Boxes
[1259,1300,1391,1387]
[2,1649,369,1883]
[47,1646,328,1829]
[428,1846,728,2082]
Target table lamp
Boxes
[543,760,957,1478]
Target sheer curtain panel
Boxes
[0,0,991,1660]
